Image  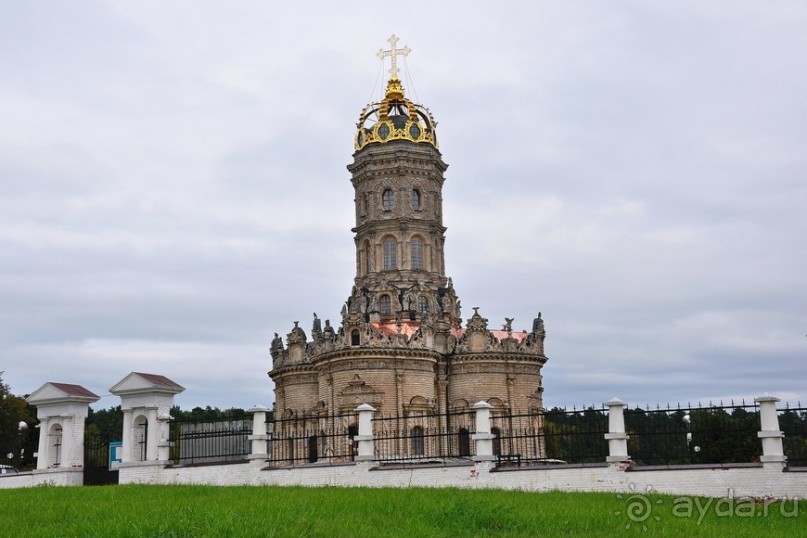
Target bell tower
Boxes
[346,36,460,326]
[269,35,547,427]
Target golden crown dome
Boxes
[354,76,438,151]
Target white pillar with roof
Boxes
[26,383,100,471]
[109,372,184,464]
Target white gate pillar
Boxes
[248,406,270,461]
[471,401,495,461]
[604,397,630,463]
[354,404,376,461]
[110,372,184,464]
[26,383,100,472]
[755,394,786,468]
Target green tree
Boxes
[0,372,39,470]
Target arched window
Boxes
[307,435,318,463]
[491,427,502,457]
[48,423,63,468]
[410,189,421,210]
[379,294,391,314]
[351,329,360,346]
[383,237,397,270]
[410,426,425,456]
[458,428,471,457]
[418,295,428,313]
[348,424,358,460]
[134,415,148,461]
[382,189,394,211]
[410,238,423,270]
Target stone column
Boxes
[156,411,172,462]
[471,401,495,462]
[755,395,786,468]
[248,406,270,461]
[146,408,159,461]
[354,404,376,461]
[604,397,630,463]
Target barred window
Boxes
[410,238,423,270]
[410,426,424,456]
[383,237,397,270]
[410,189,421,210]
[379,294,391,314]
[382,189,394,211]
[418,295,428,313]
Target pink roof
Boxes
[369,322,529,343]
[134,372,184,390]
[49,383,99,399]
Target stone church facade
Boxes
[269,42,547,426]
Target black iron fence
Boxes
[625,402,760,465]
[169,416,252,465]
[267,412,358,466]
[0,426,39,472]
[84,433,121,485]
[779,404,807,467]
[159,401,804,468]
[493,407,609,466]
[372,410,477,463]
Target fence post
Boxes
[156,412,172,462]
[471,401,495,461]
[755,395,786,468]
[354,404,376,461]
[248,406,270,461]
[604,397,630,463]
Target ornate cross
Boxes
[377,34,411,79]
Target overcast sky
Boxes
[2,1,805,412]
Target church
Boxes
[268,36,547,428]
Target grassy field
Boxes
[0,485,803,537]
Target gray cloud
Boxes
[1,1,805,411]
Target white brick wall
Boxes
[0,468,84,489]
[118,461,806,499]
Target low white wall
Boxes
[0,468,84,489]
[119,460,805,499]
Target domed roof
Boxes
[354,77,438,151]
[355,35,438,151]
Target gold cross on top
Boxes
[377,34,411,79]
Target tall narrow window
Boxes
[491,427,502,457]
[379,294,391,314]
[382,189,394,211]
[458,428,471,457]
[307,435,318,463]
[410,189,421,210]
[410,426,425,456]
[418,295,428,313]
[383,237,397,270]
[410,238,423,270]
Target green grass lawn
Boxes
[0,485,803,537]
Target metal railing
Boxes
[493,407,609,466]
[170,416,252,464]
[267,412,358,466]
[625,402,760,465]
[779,404,807,467]
[372,410,476,463]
